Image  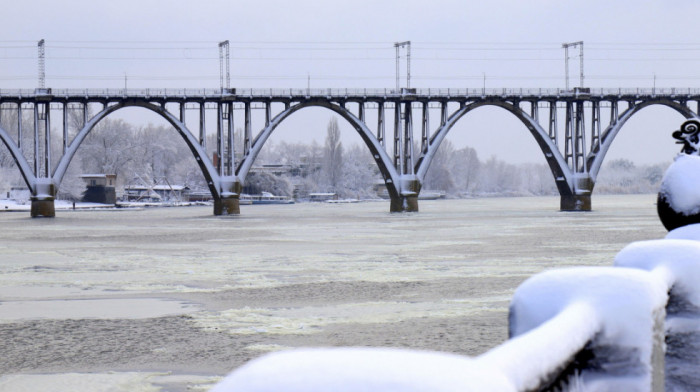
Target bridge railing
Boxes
[3,87,700,99]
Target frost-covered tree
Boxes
[477,156,521,194]
[423,139,456,192]
[451,146,481,194]
[596,159,669,194]
[520,163,557,195]
[337,144,378,198]
[79,118,137,176]
[323,117,344,192]
[243,171,293,196]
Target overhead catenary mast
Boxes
[562,41,584,90]
[37,39,45,89]
[219,40,230,92]
[394,41,411,91]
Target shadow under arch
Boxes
[0,124,37,193]
[52,101,221,199]
[588,98,698,180]
[235,100,402,200]
[415,100,574,197]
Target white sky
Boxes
[3,0,700,165]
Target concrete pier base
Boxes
[214,197,240,215]
[30,179,57,218]
[390,196,419,212]
[30,198,55,218]
[390,176,421,213]
[560,194,592,211]
[214,177,242,216]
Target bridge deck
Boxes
[2,87,700,103]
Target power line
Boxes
[3,73,700,81]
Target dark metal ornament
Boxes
[659,119,700,231]
[672,120,700,155]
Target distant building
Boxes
[308,192,338,202]
[187,189,213,202]
[250,164,294,176]
[123,184,190,202]
[80,174,117,204]
[7,186,30,200]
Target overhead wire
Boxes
[3,41,700,84]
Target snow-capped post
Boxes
[480,267,666,391]
[615,239,700,390]
[657,119,700,230]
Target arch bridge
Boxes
[0,87,697,217]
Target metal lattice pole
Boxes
[37,39,45,89]
[395,44,400,91]
[563,45,569,90]
[218,40,230,91]
[407,42,411,89]
[579,42,584,88]
[218,46,223,90]
[562,41,584,89]
[394,41,411,91]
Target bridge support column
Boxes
[560,175,593,211]
[560,194,591,211]
[213,177,242,216]
[30,179,56,218]
[390,176,421,213]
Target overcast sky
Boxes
[3,0,700,164]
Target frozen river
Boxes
[0,195,667,391]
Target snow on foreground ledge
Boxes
[482,267,667,391]
[615,238,700,302]
[665,222,700,241]
[209,347,515,392]
[210,267,668,392]
[615,238,700,390]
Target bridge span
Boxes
[0,87,698,217]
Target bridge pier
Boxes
[390,195,419,212]
[560,194,591,211]
[214,196,240,215]
[31,198,55,217]
[560,175,593,211]
[213,177,242,216]
[30,179,56,218]
[390,176,421,213]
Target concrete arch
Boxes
[235,100,402,199]
[415,100,574,196]
[588,99,698,180]
[52,101,221,198]
[0,124,37,193]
